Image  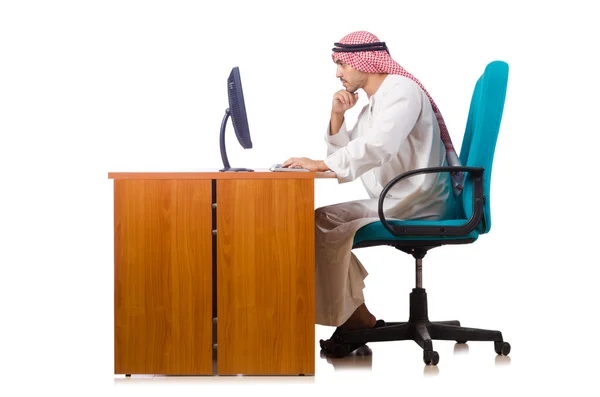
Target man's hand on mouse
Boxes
[282,157,330,172]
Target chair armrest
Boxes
[378,166,485,237]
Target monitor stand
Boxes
[219,167,254,172]
[218,108,254,172]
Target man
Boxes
[282,31,460,356]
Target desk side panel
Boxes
[217,179,315,375]
[114,180,213,375]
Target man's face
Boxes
[335,60,365,93]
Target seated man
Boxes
[282,30,459,355]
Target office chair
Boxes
[320,61,511,366]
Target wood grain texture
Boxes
[217,179,315,375]
[108,170,336,180]
[114,180,213,375]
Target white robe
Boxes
[316,74,454,326]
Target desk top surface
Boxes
[108,169,337,180]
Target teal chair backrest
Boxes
[456,61,509,234]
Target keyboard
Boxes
[269,164,310,172]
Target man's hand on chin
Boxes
[282,157,330,172]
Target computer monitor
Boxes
[219,66,254,172]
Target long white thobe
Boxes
[316,74,454,326]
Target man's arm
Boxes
[281,90,359,171]
[329,90,358,135]
[329,111,345,136]
[324,80,421,183]
[325,90,360,157]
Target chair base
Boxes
[325,288,510,365]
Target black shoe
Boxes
[320,320,386,358]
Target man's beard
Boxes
[345,85,358,93]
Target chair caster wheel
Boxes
[424,350,439,365]
[456,340,467,344]
[494,341,511,356]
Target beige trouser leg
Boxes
[314,194,449,327]
[314,199,384,327]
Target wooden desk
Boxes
[108,169,335,376]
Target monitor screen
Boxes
[227,67,252,149]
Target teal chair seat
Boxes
[353,219,480,245]
[321,61,511,366]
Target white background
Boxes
[1,0,599,395]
